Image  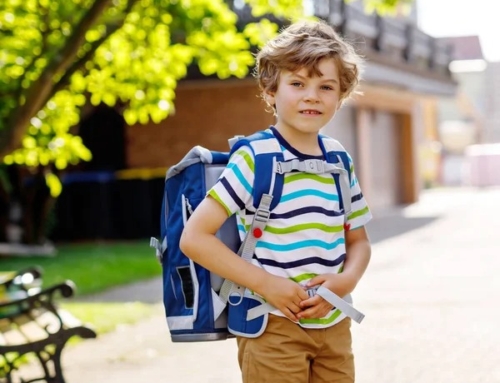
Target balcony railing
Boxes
[230,0,453,78]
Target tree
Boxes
[0,0,412,174]
[0,0,412,245]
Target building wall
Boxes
[485,62,500,143]
[125,79,273,169]
[124,78,424,209]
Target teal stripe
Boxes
[351,177,358,187]
[227,163,252,194]
[237,224,246,233]
[281,189,339,202]
[256,238,344,251]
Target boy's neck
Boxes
[273,125,323,156]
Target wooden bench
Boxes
[0,267,97,383]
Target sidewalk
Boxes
[19,187,500,383]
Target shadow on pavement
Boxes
[367,213,439,244]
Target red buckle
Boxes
[344,223,351,231]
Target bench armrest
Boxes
[0,280,76,320]
[0,266,44,292]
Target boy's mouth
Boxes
[300,109,322,115]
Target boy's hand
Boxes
[258,275,309,323]
[297,273,356,320]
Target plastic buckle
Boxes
[304,159,324,174]
[255,208,270,223]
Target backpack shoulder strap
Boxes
[229,130,284,211]
[318,134,352,217]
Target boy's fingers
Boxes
[283,308,299,323]
[300,296,321,308]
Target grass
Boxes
[0,241,163,337]
[0,241,162,296]
[61,302,163,334]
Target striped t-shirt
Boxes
[208,127,372,328]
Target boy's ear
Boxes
[264,90,275,106]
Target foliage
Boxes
[0,0,411,175]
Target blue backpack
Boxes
[150,130,365,342]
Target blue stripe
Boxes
[227,163,252,194]
[257,253,346,269]
[351,192,363,203]
[281,189,339,202]
[351,177,358,187]
[237,224,246,233]
[221,178,245,210]
[269,206,344,219]
[257,238,344,251]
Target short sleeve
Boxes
[207,146,255,217]
[346,154,372,229]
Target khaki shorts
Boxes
[237,315,354,383]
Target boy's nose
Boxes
[303,88,319,103]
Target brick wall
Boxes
[125,79,274,168]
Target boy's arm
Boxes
[180,196,309,322]
[298,227,371,319]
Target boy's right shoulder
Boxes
[229,129,281,160]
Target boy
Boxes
[180,20,372,383]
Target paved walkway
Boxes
[18,187,500,383]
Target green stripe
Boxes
[265,222,343,235]
[240,217,250,231]
[290,273,318,283]
[348,206,369,221]
[285,173,334,185]
[299,308,343,325]
[208,190,231,216]
[231,149,254,172]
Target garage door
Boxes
[369,111,401,209]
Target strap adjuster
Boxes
[255,208,270,222]
[304,159,324,174]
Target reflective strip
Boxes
[167,315,194,331]
[212,289,226,321]
[250,137,282,155]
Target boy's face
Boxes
[265,57,341,138]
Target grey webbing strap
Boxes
[274,159,352,217]
[338,173,352,217]
[274,159,341,175]
[218,194,273,308]
[315,287,364,324]
[150,237,166,263]
[246,286,365,324]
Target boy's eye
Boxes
[291,82,303,87]
[321,85,334,90]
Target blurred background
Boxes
[0,0,498,382]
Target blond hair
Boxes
[255,20,363,106]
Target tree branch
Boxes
[0,0,115,157]
[47,0,140,104]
